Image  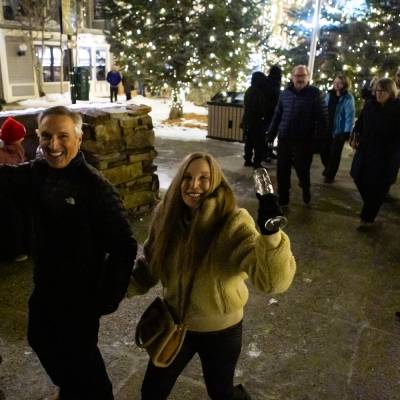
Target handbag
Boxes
[135,296,187,368]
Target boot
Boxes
[233,384,253,400]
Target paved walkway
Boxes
[0,135,399,400]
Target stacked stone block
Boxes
[0,105,158,215]
[80,104,159,214]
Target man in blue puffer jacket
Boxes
[267,65,328,206]
[106,66,122,103]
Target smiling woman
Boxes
[180,158,211,209]
[130,152,296,399]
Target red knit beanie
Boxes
[0,117,26,145]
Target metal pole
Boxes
[308,0,323,82]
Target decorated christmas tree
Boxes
[103,0,262,118]
[276,0,400,106]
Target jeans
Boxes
[141,321,243,400]
[28,293,114,400]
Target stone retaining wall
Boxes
[0,105,159,215]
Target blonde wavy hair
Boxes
[147,152,237,276]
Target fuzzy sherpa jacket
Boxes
[131,203,296,332]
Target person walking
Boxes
[321,74,355,183]
[0,106,137,399]
[0,117,28,262]
[242,66,282,168]
[0,116,26,164]
[106,66,122,103]
[122,70,134,101]
[350,78,400,230]
[267,65,328,206]
[130,152,296,400]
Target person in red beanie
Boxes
[0,117,28,262]
[0,117,26,164]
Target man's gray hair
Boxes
[37,106,83,136]
[292,65,310,76]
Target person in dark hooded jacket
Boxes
[350,78,400,230]
[242,66,282,168]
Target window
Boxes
[95,49,106,81]
[3,0,21,20]
[35,46,69,82]
[93,0,105,19]
[77,47,92,79]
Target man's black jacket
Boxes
[0,152,137,314]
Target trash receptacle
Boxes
[207,91,244,142]
[74,67,90,101]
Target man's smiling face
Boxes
[38,115,82,169]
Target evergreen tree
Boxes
[103,0,262,118]
[277,0,400,107]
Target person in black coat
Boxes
[267,65,328,206]
[0,106,137,400]
[241,66,282,168]
[350,78,400,230]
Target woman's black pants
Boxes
[27,294,114,400]
[141,321,242,400]
[354,180,390,222]
[320,134,347,180]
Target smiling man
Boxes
[0,106,137,400]
[267,65,328,207]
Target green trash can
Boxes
[74,67,90,101]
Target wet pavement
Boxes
[1,135,400,400]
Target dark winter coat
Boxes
[241,71,281,132]
[351,98,400,186]
[0,152,137,313]
[268,84,328,144]
[106,70,122,88]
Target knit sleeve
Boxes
[224,208,296,294]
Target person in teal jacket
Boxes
[321,74,355,183]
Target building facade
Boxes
[0,0,112,103]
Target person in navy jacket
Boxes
[106,66,122,103]
[267,65,328,206]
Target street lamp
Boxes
[308,0,323,81]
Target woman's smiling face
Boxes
[180,158,211,209]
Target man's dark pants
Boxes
[277,138,313,202]
[243,120,268,167]
[28,292,114,400]
[109,86,118,102]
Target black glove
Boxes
[257,193,283,235]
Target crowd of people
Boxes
[242,64,400,231]
[0,106,295,400]
[0,64,398,399]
